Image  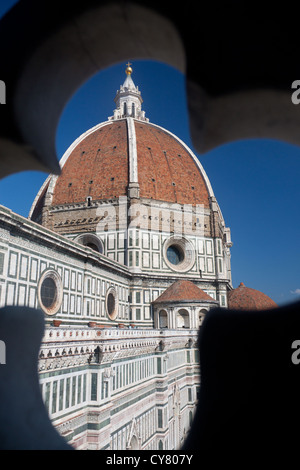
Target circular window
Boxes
[166,245,184,265]
[163,236,195,273]
[105,287,118,321]
[38,270,62,315]
[40,277,57,309]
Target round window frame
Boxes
[163,236,195,273]
[38,269,63,316]
[105,286,119,321]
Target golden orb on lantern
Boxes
[125,62,133,75]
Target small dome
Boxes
[227,282,277,311]
[152,280,217,304]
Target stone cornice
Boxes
[0,205,130,278]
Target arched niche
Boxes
[129,435,139,450]
[198,308,208,327]
[159,309,168,329]
[177,308,190,328]
[75,233,104,254]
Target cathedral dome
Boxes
[47,119,210,207]
[29,65,214,222]
[227,282,277,311]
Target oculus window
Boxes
[40,277,57,309]
[163,236,195,273]
[38,270,63,315]
[105,287,118,321]
[166,245,184,265]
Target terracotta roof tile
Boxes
[135,122,210,206]
[152,280,217,304]
[228,282,277,311]
[32,118,211,216]
[52,120,129,205]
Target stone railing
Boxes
[39,326,199,371]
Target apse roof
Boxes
[227,282,277,311]
[152,280,218,304]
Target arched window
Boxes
[129,435,139,450]
[198,308,207,327]
[75,234,104,254]
[177,309,190,328]
[159,309,168,328]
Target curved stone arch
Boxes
[177,308,190,329]
[74,233,104,254]
[126,418,141,450]
[198,308,208,327]
[158,309,168,329]
[128,434,140,450]
[2,2,298,183]
[0,2,185,179]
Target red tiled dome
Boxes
[30,118,211,219]
[152,280,217,304]
[30,64,215,223]
[52,120,129,205]
[134,122,210,206]
[227,282,277,311]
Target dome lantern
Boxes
[109,62,148,122]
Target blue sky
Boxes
[1,1,300,306]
